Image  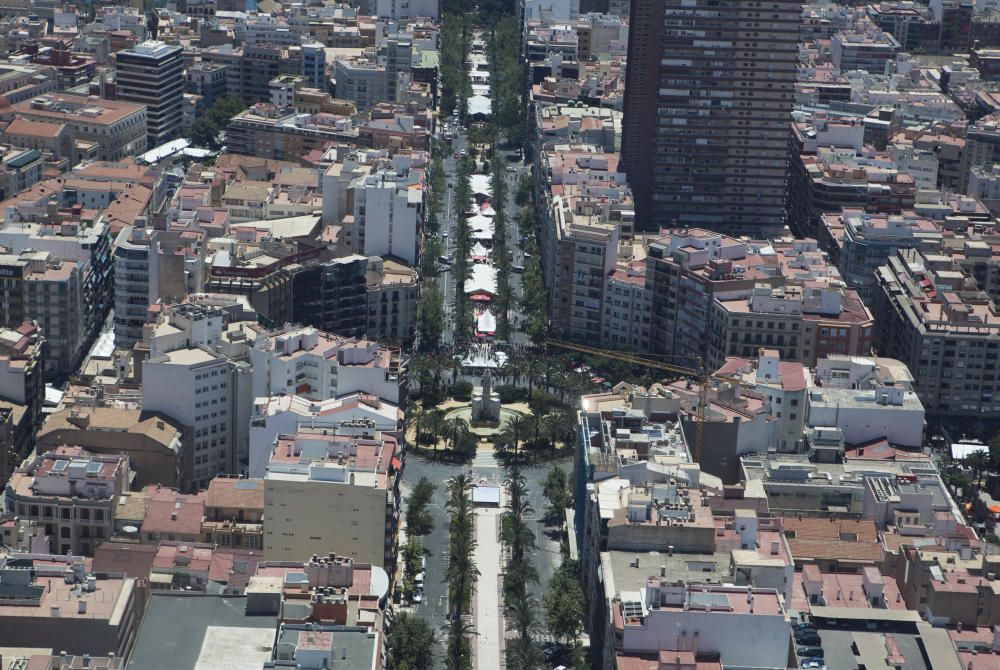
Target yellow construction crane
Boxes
[546,339,745,463]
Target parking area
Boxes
[792,618,938,670]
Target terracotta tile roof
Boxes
[4,116,67,139]
[783,516,882,563]
[141,487,206,536]
[205,477,264,512]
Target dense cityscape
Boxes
[0,0,999,667]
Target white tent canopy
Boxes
[465,263,498,296]
[468,95,492,117]
[470,174,493,197]
[476,310,497,334]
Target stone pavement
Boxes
[473,504,505,670]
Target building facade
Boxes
[621,0,801,232]
[115,41,184,147]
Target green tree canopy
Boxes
[416,279,445,352]
[544,560,585,643]
[385,612,436,670]
[405,476,437,536]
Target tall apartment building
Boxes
[349,170,422,265]
[788,147,918,238]
[830,25,902,73]
[141,303,253,488]
[335,57,388,111]
[600,260,651,352]
[291,255,368,340]
[874,247,1000,418]
[620,0,801,232]
[547,197,620,342]
[365,256,418,347]
[960,113,1000,193]
[0,324,43,480]
[645,229,785,362]
[301,41,326,91]
[113,226,207,350]
[186,61,228,108]
[4,447,129,555]
[263,427,400,568]
[201,44,304,105]
[0,250,85,378]
[822,209,943,302]
[115,41,184,147]
[0,215,114,368]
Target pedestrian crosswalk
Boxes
[472,448,499,469]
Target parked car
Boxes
[412,588,423,604]
[802,661,826,670]
[797,647,824,658]
[793,622,816,632]
[795,634,821,646]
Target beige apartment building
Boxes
[263,428,400,568]
[545,196,620,342]
[874,247,1000,418]
[12,93,147,161]
[707,282,876,369]
[36,406,186,488]
[201,475,264,550]
[4,446,129,555]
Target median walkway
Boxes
[473,503,505,670]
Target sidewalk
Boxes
[473,505,505,670]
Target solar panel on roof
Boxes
[689,592,730,609]
[622,600,643,619]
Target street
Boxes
[432,126,533,348]
[399,454,570,659]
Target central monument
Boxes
[471,368,501,424]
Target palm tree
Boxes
[505,591,540,641]
[506,634,544,670]
[444,474,479,670]
[444,416,472,455]
[523,353,541,395]
[498,414,528,461]
[406,403,422,446]
[968,450,989,487]
[444,617,475,670]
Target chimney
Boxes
[341,645,348,660]
[78,600,87,614]
[770,540,780,555]
[660,565,666,577]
